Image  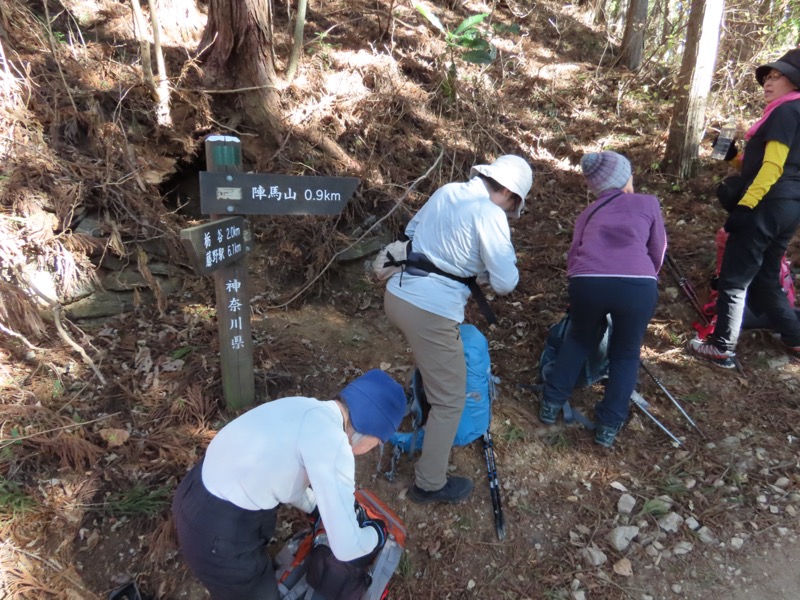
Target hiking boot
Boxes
[594,423,622,448]
[687,337,736,369]
[407,476,474,505]
[538,401,561,425]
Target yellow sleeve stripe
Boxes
[739,141,789,209]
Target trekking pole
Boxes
[482,431,506,541]
[630,391,684,447]
[665,254,709,326]
[639,361,702,434]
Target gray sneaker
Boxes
[539,401,561,425]
[687,337,736,369]
[408,476,474,504]
[594,422,622,448]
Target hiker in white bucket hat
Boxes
[469,154,533,218]
[384,154,533,504]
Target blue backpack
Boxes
[539,312,612,388]
[381,325,494,475]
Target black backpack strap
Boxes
[405,253,497,325]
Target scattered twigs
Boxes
[39,0,77,113]
[263,148,444,310]
[0,321,40,351]
[1,541,102,600]
[0,412,117,451]
[14,274,107,386]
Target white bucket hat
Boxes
[470,155,533,218]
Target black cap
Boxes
[756,49,800,88]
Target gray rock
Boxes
[673,541,693,555]
[768,356,790,369]
[581,545,608,567]
[697,526,718,545]
[608,526,640,552]
[618,493,637,515]
[658,512,684,533]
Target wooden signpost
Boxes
[180,134,357,410]
[180,216,251,276]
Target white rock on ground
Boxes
[658,512,684,533]
[672,540,693,555]
[697,526,718,545]
[581,545,608,567]
[608,526,640,552]
[684,516,700,531]
[618,493,636,514]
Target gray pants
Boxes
[385,291,466,491]
[172,462,280,600]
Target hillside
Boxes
[1,0,800,599]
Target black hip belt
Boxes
[403,251,497,325]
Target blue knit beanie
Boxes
[340,370,406,442]
[580,151,632,195]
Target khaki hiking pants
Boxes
[384,291,466,491]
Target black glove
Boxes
[362,518,387,552]
[724,205,752,234]
[307,505,321,529]
[353,500,367,526]
[712,134,738,161]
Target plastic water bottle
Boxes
[711,123,737,160]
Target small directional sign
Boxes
[180,216,252,276]
[199,172,359,216]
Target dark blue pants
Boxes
[172,462,280,600]
[543,277,658,427]
[712,197,800,351]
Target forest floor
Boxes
[2,0,800,599]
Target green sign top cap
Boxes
[206,134,241,143]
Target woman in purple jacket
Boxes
[539,151,667,447]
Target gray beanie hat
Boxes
[580,152,632,195]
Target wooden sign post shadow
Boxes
[181,134,358,410]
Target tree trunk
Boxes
[593,0,606,25]
[147,0,173,127]
[199,0,283,145]
[663,0,725,180]
[198,0,358,169]
[618,0,648,70]
[285,0,308,83]
[658,0,670,51]
[155,0,204,45]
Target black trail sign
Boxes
[199,172,359,216]
[180,216,252,276]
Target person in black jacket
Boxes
[689,49,800,368]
